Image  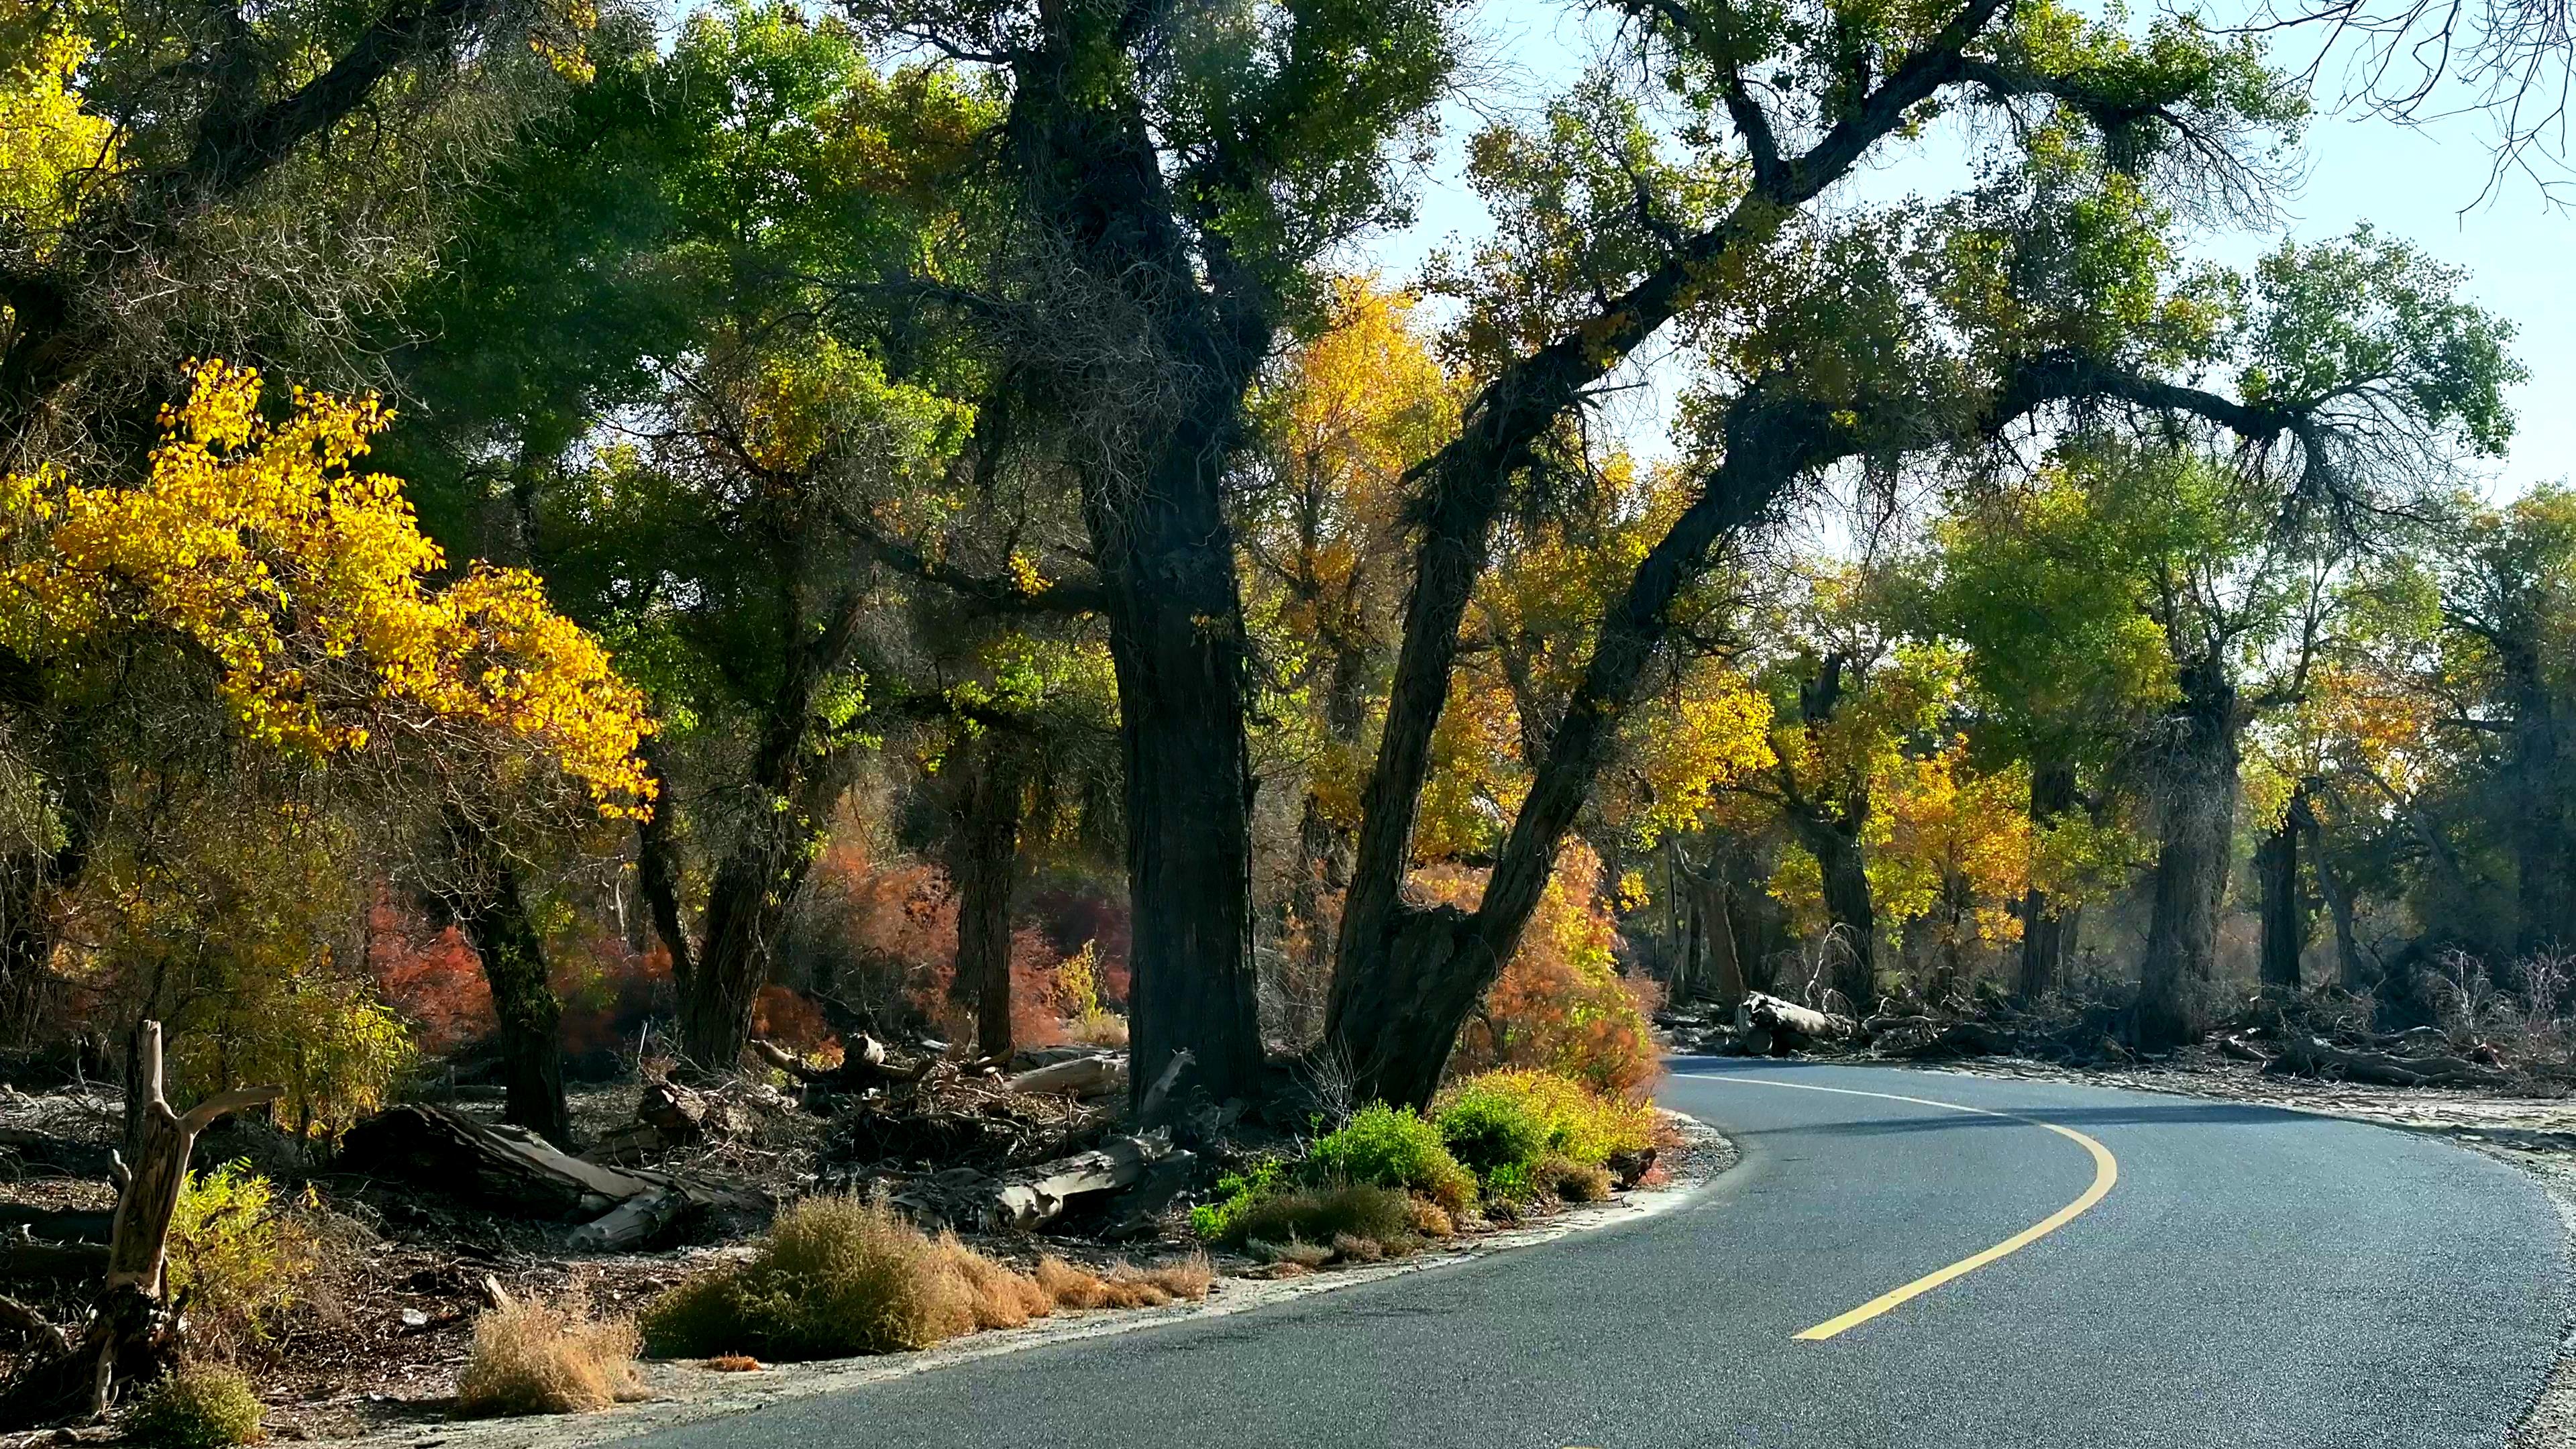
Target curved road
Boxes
[623,1060,2569,1448]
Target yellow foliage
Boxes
[0,1,115,245]
[169,1161,321,1346]
[0,362,653,816]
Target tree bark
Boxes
[2139,657,2241,1050]
[2255,792,2305,996]
[440,816,572,1150]
[673,591,865,1072]
[1792,811,1878,1014]
[2017,759,2078,1001]
[2296,796,2368,990]
[949,739,1025,1061]
[2501,643,2574,955]
[1701,877,1749,1015]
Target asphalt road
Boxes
[620,1059,2569,1448]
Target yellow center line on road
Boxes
[1701,1075,2119,1342]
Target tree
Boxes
[846,0,1457,1110]
[0,361,653,1132]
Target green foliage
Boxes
[1189,1158,1288,1242]
[1432,1085,1548,1177]
[168,1161,320,1347]
[1434,1071,1656,1171]
[1307,1104,1477,1212]
[123,1364,262,1449]
[639,1196,979,1360]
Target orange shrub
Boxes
[1418,841,1661,1098]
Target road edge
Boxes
[316,1112,1738,1449]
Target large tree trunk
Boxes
[2017,759,2078,1001]
[2502,645,2573,954]
[1699,877,1749,1015]
[1324,389,1831,1106]
[2296,796,2368,990]
[2255,788,2306,996]
[1794,814,1878,1014]
[2139,659,2241,1050]
[440,818,572,1150]
[674,593,865,1072]
[949,739,1025,1061]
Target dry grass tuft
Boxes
[1329,1232,1385,1263]
[456,1298,643,1416]
[1247,1235,1334,1269]
[1033,1255,1111,1309]
[1536,1155,1615,1203]
[702,1355,763,1373]
[937,1234,1055,1329]
[639,1195,979,1361]
[1405,1197,1455,1238]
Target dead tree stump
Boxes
[0,1020,280,1428]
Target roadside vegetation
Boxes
[0,0,2567,1428]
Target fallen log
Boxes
[981,1133,1169,1231]
[566,1187,688,1252]
[1005,1054,1125,1099]
[0,1233,107,1285]
[336,1105,663,1218]
[751,1036,925,1089]
[1736,993,1856,1052]
[2265,1034,2510,1088]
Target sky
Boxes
[1363,0,2572,497]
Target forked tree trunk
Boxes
[441,817,572,1149]
[949,740,1025,1061]
[0,1022,278,1428]
[2017,760,2078,1001]
[2139,660,2241,1050]
[1796,816,1878,1014]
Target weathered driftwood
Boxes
[337,1104,663,1218]
[566,1187,688,1252]
[1006,1053,1126,1099]
[751,1036,923,1090]
[0,1208,109,1246]
[0,1022,279,1428]
[1736,993,1856,1053]
[1134,1048,1194,1126]
[982,1133,1169,1231]
[2265,1033,2510,1088]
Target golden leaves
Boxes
[0,362,655,817]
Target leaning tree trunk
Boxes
[2256,785,2309,997]
[1699,877,1749,1016]
[2139,661,2241,1050]
[441,816,572,1149]
[0,1022,278,1428]
[949,739,1025,1061]
[2017,759,2078,1001]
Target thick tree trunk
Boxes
[2139,659,2241,1050]
[1701,879,1748,1015]
[2017,760,2078,1001]
[674,594,865,1072]
[2503,649,2573,954]
[2256,792,2306,996]
[949,740,1024,1061]
[2296,798,2367,990]
[1796,816,1878,1014]
[440,818,572,1150]
[1325,390,1833,1106]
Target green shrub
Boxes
[1432,1070,1654,1168]
[1228,1183,1414,1251]
[1188,1158,1286,1242]
[168,1159,320,1348]
[1434,1084,1549,1177]
[124,1364,261,1449]
[1307,1104,1475,1212]
[1485,1161,1534,1205]
[639,1196,981,1361]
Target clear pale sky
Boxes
[1366,0,2569,496]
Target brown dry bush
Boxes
[938,1234,1056,1328]
[1228,1183,1415,1254]
[1032,1255,1110,1308]
[1248,1235,1334,1269]
[639,1196,979,1360]
[1534,1155,1614,1203]
[456,1299,643,1416]
[1405,1197,1455,1238]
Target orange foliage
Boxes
[1419,841,1662,1099]
[553,936,670,1059]
[367,895,494,1055]
[753,985,834,1053]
